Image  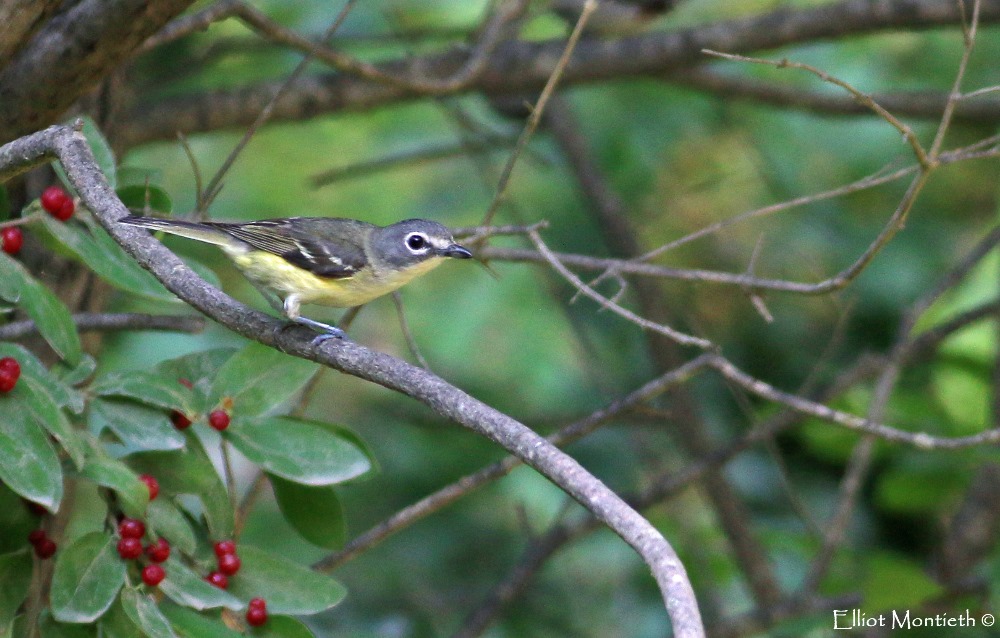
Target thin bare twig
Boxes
[200,1,359,209]
[0,312,205,339]
[527,228,713,348]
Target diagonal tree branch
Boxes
[0,123,706,638]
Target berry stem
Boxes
[219,438,238,515]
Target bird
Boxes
[120,215,473,339]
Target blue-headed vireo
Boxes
[120,216,473,338]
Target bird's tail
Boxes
[119,216,238,248]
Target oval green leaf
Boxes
[127,436,233,539]
[80,456,149,518]
[0,253,81,364]
[210,343,319,417]
[0,343,84,413]
[146,499,198,556]
[0,549,32,628]
[226,545,346,615]
[88,398,186,452]
[159,603,243,638]
[0,395,63,510]
[159,558,243,611]
[90,371,194,414]
[270,475,346,549]
[119,588,176,638]
[50,532,125,623]
[117,185,173,215]
[227,417,370,486]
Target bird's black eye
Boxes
[406,233,427,251]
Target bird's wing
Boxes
[214,218,368,279]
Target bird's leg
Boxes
[282,294,345,342]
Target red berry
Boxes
[141,563,166,586]
[205,571,228,589]
[246,602,267,627]
[217,552,241,575]
[208,410,230,431]
[0,357,19,376]
[170,410,192,429]
[53,198,75,221]
[118,518,146,539]
[248,597,266,610]
[213,540,236,557]
[27,529,46,545]
[40,186,69,215]
[0,371,16,393]
[117,537,143,560]
[139,474,159,501]
[34,538,57,559]
[1,227,23,255]
[0,357,20,393]
[145,537,170,563]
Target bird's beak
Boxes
[439,243,473,259]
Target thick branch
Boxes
[119,0,1000,147]
[0,0,196,142]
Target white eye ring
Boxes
[405,232,430,253]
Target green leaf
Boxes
[56,354,97,388]
[61,481,108,546]
[50,532,125,623]
[227,545,346,615]
[154,348,238,416]
[0,550,32,628]
[36,609,98,637]
[210,343,319,417]
[56,116,115,189]
[0,394,63,510]
[35,214,176,302]
[128,436,233,539]
[91,371,194,414]
[116,166,164,188]
[80,456,149,518]
[98,599,143,638]
[250,616,317,638]
[17,375,85,469]
[228,417,370,486]
[146,499,198,555]
[0,253,81,364]
[88,398,186,452]
[117,185,173,215]
[0,343,84,413]
[159,604,243,638]
[270,475,346,549]
[119,588,176,638]
[159,558,243,611]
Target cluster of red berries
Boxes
[205,540,267,625]
[27,528,57,559]
[1,185,76,255]
[246,597,268,627]
[206,539,240,590]
[40,186,75,221]
[116,517,170,586]
[0,357,20,393]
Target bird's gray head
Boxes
[372,219,472,269]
